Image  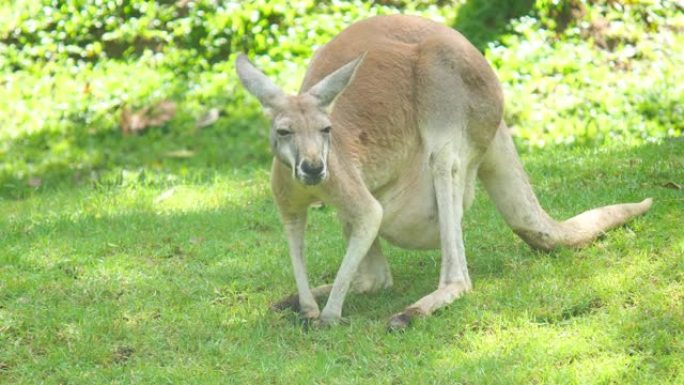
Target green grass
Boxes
[1,134,682,383]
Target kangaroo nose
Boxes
[301,161,324,176]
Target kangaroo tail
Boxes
[477,123,652,251]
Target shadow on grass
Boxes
[0,108,273,200]
[4,133,682,298]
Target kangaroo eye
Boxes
[321,126,332,134]
[276,129,292,137]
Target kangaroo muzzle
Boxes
[296,158,327,185]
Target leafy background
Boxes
[1,0,682,198]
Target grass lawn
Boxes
[1,120,682,383]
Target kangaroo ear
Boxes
[307,53,366,109]
[236,54,285,113]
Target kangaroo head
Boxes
[236,54,364,186]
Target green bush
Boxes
[0,1,450,70]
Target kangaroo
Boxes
[235,15,652,330]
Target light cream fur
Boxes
[236,15,652,329]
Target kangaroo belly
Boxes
[376,171,441,250]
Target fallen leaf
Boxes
[662,181,683,190]
[154,187,176,203]
[145,101,176,126]
[196,108,220,128]
[120,106,134,134]
[27,177,42,187]
[165,149,195,158]
[120,100,177,134]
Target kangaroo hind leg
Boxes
[271,284,333,313]
[387,144,473,331]
[386,38,485,330]
[351,238,393,293]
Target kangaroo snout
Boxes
[297,159,327,185]
[301,160,325,176]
